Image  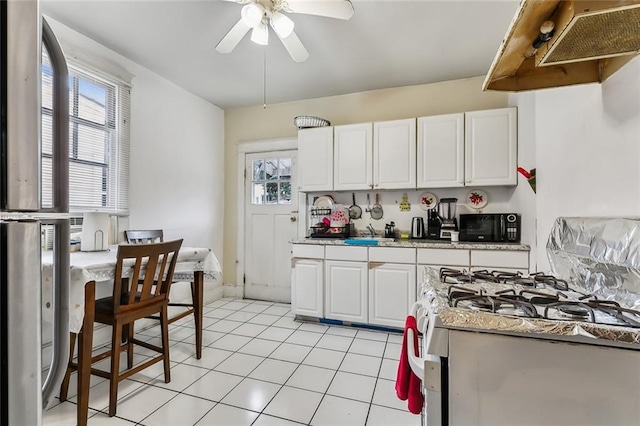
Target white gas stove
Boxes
[408,266,640,426]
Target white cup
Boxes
[450,231,460,243]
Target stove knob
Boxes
[506,214,517,223]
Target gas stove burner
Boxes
[531,273,569,291]
[471,270,501,283]
[440,267,473,284]
[520,289,563,305]
[558,304,590,317]
[544,302,596,322]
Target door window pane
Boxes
[250,156,292,205]
[252,183,265,204]
[253,160,264,181]
[265,182,278,204]
[279,158,291,180]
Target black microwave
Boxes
[459,213,521,243]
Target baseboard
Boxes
[223,284,244,299]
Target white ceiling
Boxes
[41,0,521,110]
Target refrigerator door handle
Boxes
[42,17,69,214]
[41,18,71,409]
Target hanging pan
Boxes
[348,192,362,220]
[371,193,383,220]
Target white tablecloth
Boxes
[42,246,222,333]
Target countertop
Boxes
[291,238,530,251]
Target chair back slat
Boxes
[112,239,183,314]
[124,230,164,245]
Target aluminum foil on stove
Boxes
[547,217,640,309]
[420,266,640,346]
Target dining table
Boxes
[42,245,222,359]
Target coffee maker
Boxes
[426,198,458,240]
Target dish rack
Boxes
[309,225,351,239]
[294,116,331,129]
[310,207,332,217]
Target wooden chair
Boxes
[124,229,203,358]
[124,229,163,245]
[60,239,183,422]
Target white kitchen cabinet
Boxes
[369,263,416,328]
[298,127,333,191]
[325,260,368,323]
[465,107,517,186]
[417,113,464,188]
[374,118,416,189]
[291,258,324,317]
[333,123,373,190]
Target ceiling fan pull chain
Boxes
[263,46,268,109]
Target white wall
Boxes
[512,56,640,272]
[46,17,226,301]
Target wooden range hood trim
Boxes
[483,0,640,92]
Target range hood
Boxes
[483,0,640,92]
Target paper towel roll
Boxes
[81,212,110,251]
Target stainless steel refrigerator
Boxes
[1,0,70,424]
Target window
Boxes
[41,48,130,213]
[251,157,292,204]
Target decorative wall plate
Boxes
[419,192,438,210]
[466,190,488,209]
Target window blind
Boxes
[42,48,130,214]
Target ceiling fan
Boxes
[216,0,354,63]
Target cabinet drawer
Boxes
[292,244,324,259]
[470,250,529,269]
[326,245,368,261]
[417,248,469,266]
[369,247,416,264]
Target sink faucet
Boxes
[367,223,375,237]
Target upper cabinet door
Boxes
[465,107,518,186]
[334,123,373,191]
[374,119,416,189]
[298,127,333,191]
[417,113,464,188]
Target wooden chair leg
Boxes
[192,271,204,359]
[160,305,171,383]
[108,321,122,417]
[126,322,134,369]
[77,280,95,426]
[59,332,77,402]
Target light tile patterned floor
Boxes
[43,298,420,426]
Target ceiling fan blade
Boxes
[285,0,354,20]
[276,30,309,63]
[216,19,251,53]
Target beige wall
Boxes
[223,75,509,285]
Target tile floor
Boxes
[43,298,421,426]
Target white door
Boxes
[298,127,333,191]
[369,263,416,328]
[325,260,368,323]
[245,151,298,302]
[465,107,518,186]
[417,113,465,188]
[291,258,323,317]
[334,123,373,190]
[374,118,416,189]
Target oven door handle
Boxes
[407,328,443,393]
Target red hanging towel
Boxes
[395,315,424,414]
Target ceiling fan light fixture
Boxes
[251,22,269,45]
[270,12,294,38]
[241,3,263,28]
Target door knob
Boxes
[290,216,297,222]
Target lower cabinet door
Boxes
[325,260,368,323]
[292,259,324,317]
[369,263,416,328]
